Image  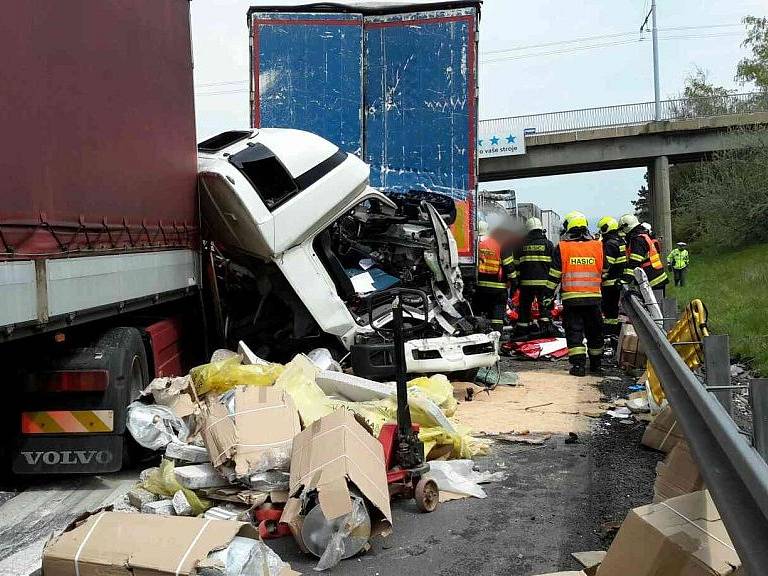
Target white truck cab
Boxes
[198,129,499,378]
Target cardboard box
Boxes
[597,490,742,576]
[200,385,300,479]
[281,409,392,550]
[641,405,686,453]
[617,324,648,369]
[653,440,704,502]
[42,511,297,576]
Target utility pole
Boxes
[651,0,661,120]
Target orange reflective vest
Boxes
[628,233,664,271]
[477,236,505,289]
[560,240,604,301]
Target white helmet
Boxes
[478,220,489,236]
[618,213,640,233]
[525,217,544,232]
[641,222,652,233]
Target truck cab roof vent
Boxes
[198,131,253,153]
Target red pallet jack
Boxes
[367,288,439,513]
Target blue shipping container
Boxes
[249,3,478,262]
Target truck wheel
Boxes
[95,328,150,468]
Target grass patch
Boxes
[668,243,768,375]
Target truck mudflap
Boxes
[351,332,500,380]
[13,434,123,475]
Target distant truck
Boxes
[0,0,496,476]
[248,1,481,267]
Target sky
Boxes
[191,0,766,224]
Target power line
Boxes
[482,23,741,56]
[480,31,741,64]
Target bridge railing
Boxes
[482,92,768,137]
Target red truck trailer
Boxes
[0,0,200,474]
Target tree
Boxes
[669,68,735,118]
[672,132,768,249]
[632,174,651,222]
[736,16,768,91]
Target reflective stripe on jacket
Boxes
[626,229,669,288]
[559,240,604,301]
[514,230,554,287]
[477,236,506,290]
[667,248,689,270]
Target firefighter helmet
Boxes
[597,216,618,234]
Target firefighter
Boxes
[474,220,514,331]
[597,216,628,339]
[618,214,669,293]
[545,213,605,377]
[560,210,585,239]
[513,217,554,339]
[667,241,690,287]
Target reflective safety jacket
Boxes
[667,248,689,270]
[546,238,604,306]
[477,235,510,290]
[513,229,554,287]
[601,231,628,287]
[626,227,668,288]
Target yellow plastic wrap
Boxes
[646,299,709,406]
[407,374,458,417]
[337,394,488,460]
[274,354,335,426]
[141,459,211,514]
[189,355,283,396]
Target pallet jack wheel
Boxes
[414,477,439,513]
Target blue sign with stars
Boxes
[477,127,526,158]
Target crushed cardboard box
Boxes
[200,385,300,481]
[596,490,742,576]
[281,409,392,552]
[653,440,704,502]
[617,324,647,370]
[641,405,685,453]
[42,511,298,576]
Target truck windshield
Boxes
[229,143,299,210]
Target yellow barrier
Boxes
[647,299,709,406]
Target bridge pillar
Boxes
[651,155,672,255]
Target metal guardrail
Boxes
[481,92,768,137]
[622,288,768,575]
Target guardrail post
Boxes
[660,297,677,331]
[751,379,768,463]
[704,334,733,416]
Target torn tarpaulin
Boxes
[505,338,568,360]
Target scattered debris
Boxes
[141,499,175,515]
[605,407,632,419]
[281,410,392,569]
[597,490,741,576]
[525,401,554,411]
[127,486,157,509]
[126,402,189,450]
[174,463,230,490]
[506,338,569,360]
[653,440,704,502]
[730,364,745,377]
[199,385,299,487]
[42,512,297,575]
[476,366,519,387]
[165,442,210,464]
[426,460,501,501]
[641,405,684,453]
[571,550,606,569]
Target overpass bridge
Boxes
[478,92,768,250]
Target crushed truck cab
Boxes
[198,129,499,376]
